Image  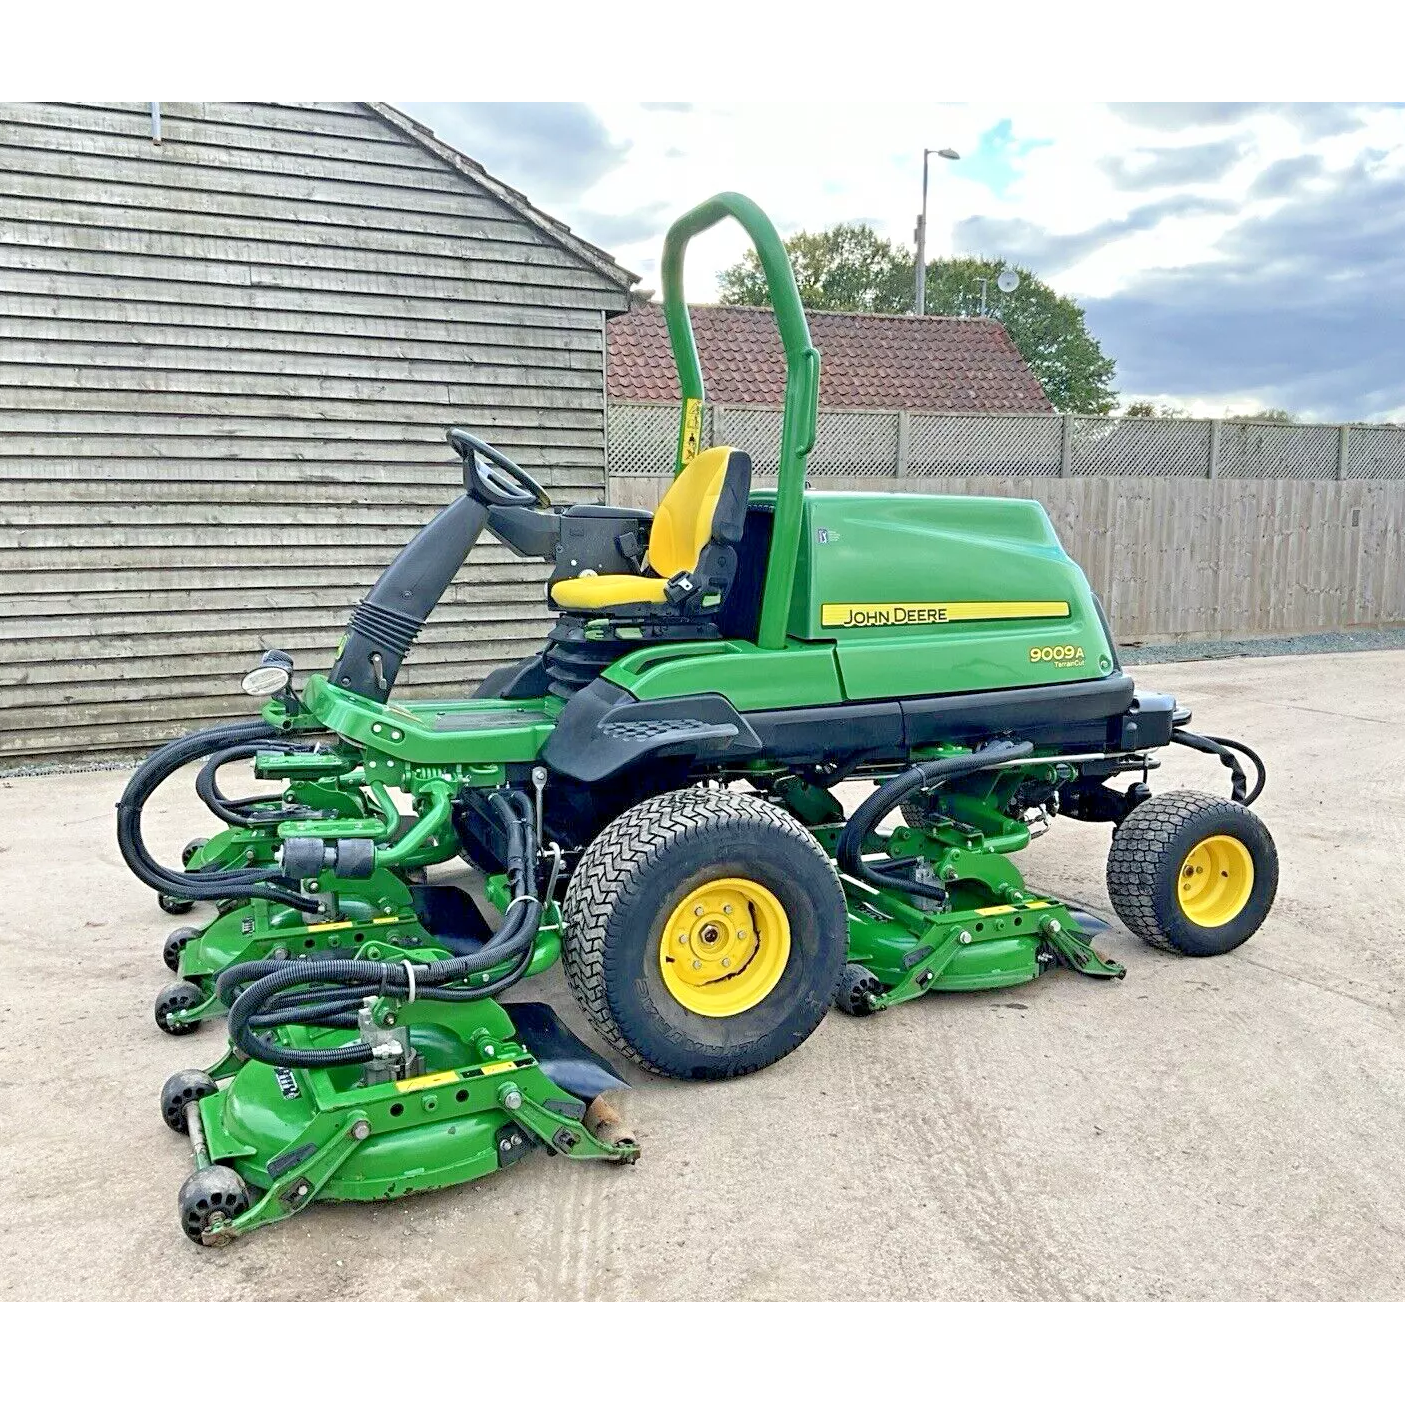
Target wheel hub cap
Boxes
[659,877,791,1018]
[1177,834,1254,927]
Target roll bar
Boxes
[660,192,820,651]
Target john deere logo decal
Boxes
[820,601,1070,629]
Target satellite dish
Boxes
[997,269,1021,294]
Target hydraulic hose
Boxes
[835,739,1035,905]
[194,739,326,829]
[224,790,544,1069]
[115,720,320,912]
[1172,729,1266,806]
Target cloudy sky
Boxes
[402,102,1405,421]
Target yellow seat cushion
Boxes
[550,573,670,609]
[647,444,734,579]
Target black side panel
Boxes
[541,678,763,784]
[749,701,905,765]
[473,652,551,701]
[900,673,1136,749]
[740,673,1138,768]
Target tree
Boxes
[1123,401,1186,418]
[717,224,1119,414]
[1225,408,1296,422]
[716,223,911,314]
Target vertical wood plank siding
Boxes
[0,102,631,764]
[609,474,1405,643]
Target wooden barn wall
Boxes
[0,101,630,764]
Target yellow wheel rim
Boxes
[658,876,791,1018]
[1177,834,1255,927]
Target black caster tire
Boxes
[155,980,204,1035]
[182,837,210,869]
[834,962,884,1016]
[178,1165,250,1246]
[162,925,201,974]
[159,892,196,916]
[561,788,848,1080]
[1107,790,1278,958]
[160,1068,217,1133]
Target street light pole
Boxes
[914,146,960,316]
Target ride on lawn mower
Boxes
[125,192,1276,1246]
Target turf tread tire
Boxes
[1106,789,1276,957]
[560,786,847,1080]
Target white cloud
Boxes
[403,101,1405,418]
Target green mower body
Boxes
[133,191,1276,1247]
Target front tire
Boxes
[561,787,848,1080]
[1107,790,1277,957]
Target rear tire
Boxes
[1107,790,1276,957]
[561,787,848,1080]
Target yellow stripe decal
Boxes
[304,920,353,933]
[479,1060,517,1077]
[975,904,1015,916]
[394,1070,459,1093]
[372,915,401,925]
[820,600,1070,629]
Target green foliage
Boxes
[716,223,912,314]
[1225,408,1296,422]
[717,224,1118,415]
[1123,401,1187,418]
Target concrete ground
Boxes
[1,652,1402,1301]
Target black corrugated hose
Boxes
[1171,729,1266,805]
[223,790,543,1069]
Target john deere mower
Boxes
[138,192,1275,1245]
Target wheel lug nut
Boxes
[692,960,701,970]
[721,957,730,968]
[694,905,704,916]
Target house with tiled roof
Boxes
[607,300,1051,414]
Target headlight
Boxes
[241,664,291,696]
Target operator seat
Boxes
[550,445,751,617]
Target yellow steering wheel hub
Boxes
[1177,834,1254,927]
[659,876,791,1018]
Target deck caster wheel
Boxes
[162,926,200,973]
[160,1068,217,1133]
[159,892,196,916]
[834,963,883,1016]
[155,980,204,1035]
[181,837,210,868]
[178,1165,250,1246]
[1107,790,1278,957]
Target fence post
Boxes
[1207,419,1221,479]
[712,403,726,451]
[1059,415,1074,477]
[1337,424,1351,480]
[895,410,910,477]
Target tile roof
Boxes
[607,301,1052,413]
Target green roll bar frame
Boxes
[660,192,820,652]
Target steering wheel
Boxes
[447,427,551,509]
